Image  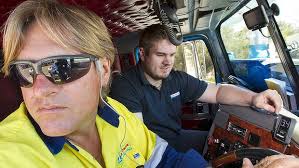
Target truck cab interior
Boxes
[1,0,299,167]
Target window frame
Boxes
[175,34,217,83]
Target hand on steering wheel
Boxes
[242,155,298,168]
[212,147,280,168]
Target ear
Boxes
[101,58,111,87]
[139,47,145,62]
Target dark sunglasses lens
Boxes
[11,64,35,87]
[41,57,92,84]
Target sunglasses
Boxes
[9,54,98,88]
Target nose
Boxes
[32,74,59,98]
[162,55,172,65]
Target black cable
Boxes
[245,6,251,10]
[104,101,143,167]
[97,62,143,167]
[259,28,271,38]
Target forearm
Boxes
[216,84,257,106]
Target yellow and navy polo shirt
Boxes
[0,97,207,168]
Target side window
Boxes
[195,40,215,83]
[174,40,215,83]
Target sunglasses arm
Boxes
[94,60,103,76]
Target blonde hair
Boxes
[2,0,115,75]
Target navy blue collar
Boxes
[137,64,151,86]
[97,103,120,127]
[28,102,119,155]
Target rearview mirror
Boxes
[243,5,269,31]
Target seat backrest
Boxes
[0,52,23,121]
[0,73,23,121]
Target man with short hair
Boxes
[0,1,208,167]
[110,24,283,153]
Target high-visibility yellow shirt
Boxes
[0,97,207,168]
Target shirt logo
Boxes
[117,143,133,164]
[133,153,140,159]
[170,91,180,99]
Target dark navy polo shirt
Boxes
[110,64,208,140]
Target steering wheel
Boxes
[212,147,281,168]
[227,75,254,90]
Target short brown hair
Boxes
[139,24,169,56]
[2,0,115,75]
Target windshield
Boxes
[221,0,299,94]
[273,0,299,68]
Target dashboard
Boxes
[204,105,299,167]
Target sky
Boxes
[222,0,299,30]
[272,0,299,26]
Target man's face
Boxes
[18,23,107,137]
[141,39,176,80]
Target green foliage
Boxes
[221,26,250,59]
[221,21,299,60]
[174,41,215,83]
[277,21,299,59]
[278,21,299,38]
[174,45,185,71]
[195,41,214,76]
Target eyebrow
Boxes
[156,52,176,55]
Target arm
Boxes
[198,83,283,113]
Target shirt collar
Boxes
[97,102,120,127]
[137,63,151,86]
[28,102,119,155]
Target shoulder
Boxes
[107,97,152,133]
[169,70,206,84]
[110,66,144,99]
[106,97,139,120]
[0,103,29,140]
[0,141,52,167]
[0,103,45,144]
[114,66,140,82]
[111,66,142,90]
[167,70,197,86]
[169,70,192,80]
[0,103,53,166]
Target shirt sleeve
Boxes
[154,147,208,168]
[175,71,208,103]
[110,74,143,113]
[143,135,207,168]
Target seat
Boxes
[0,53,23,121]
[0,73,23,121]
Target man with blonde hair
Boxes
[0,0,208,167]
